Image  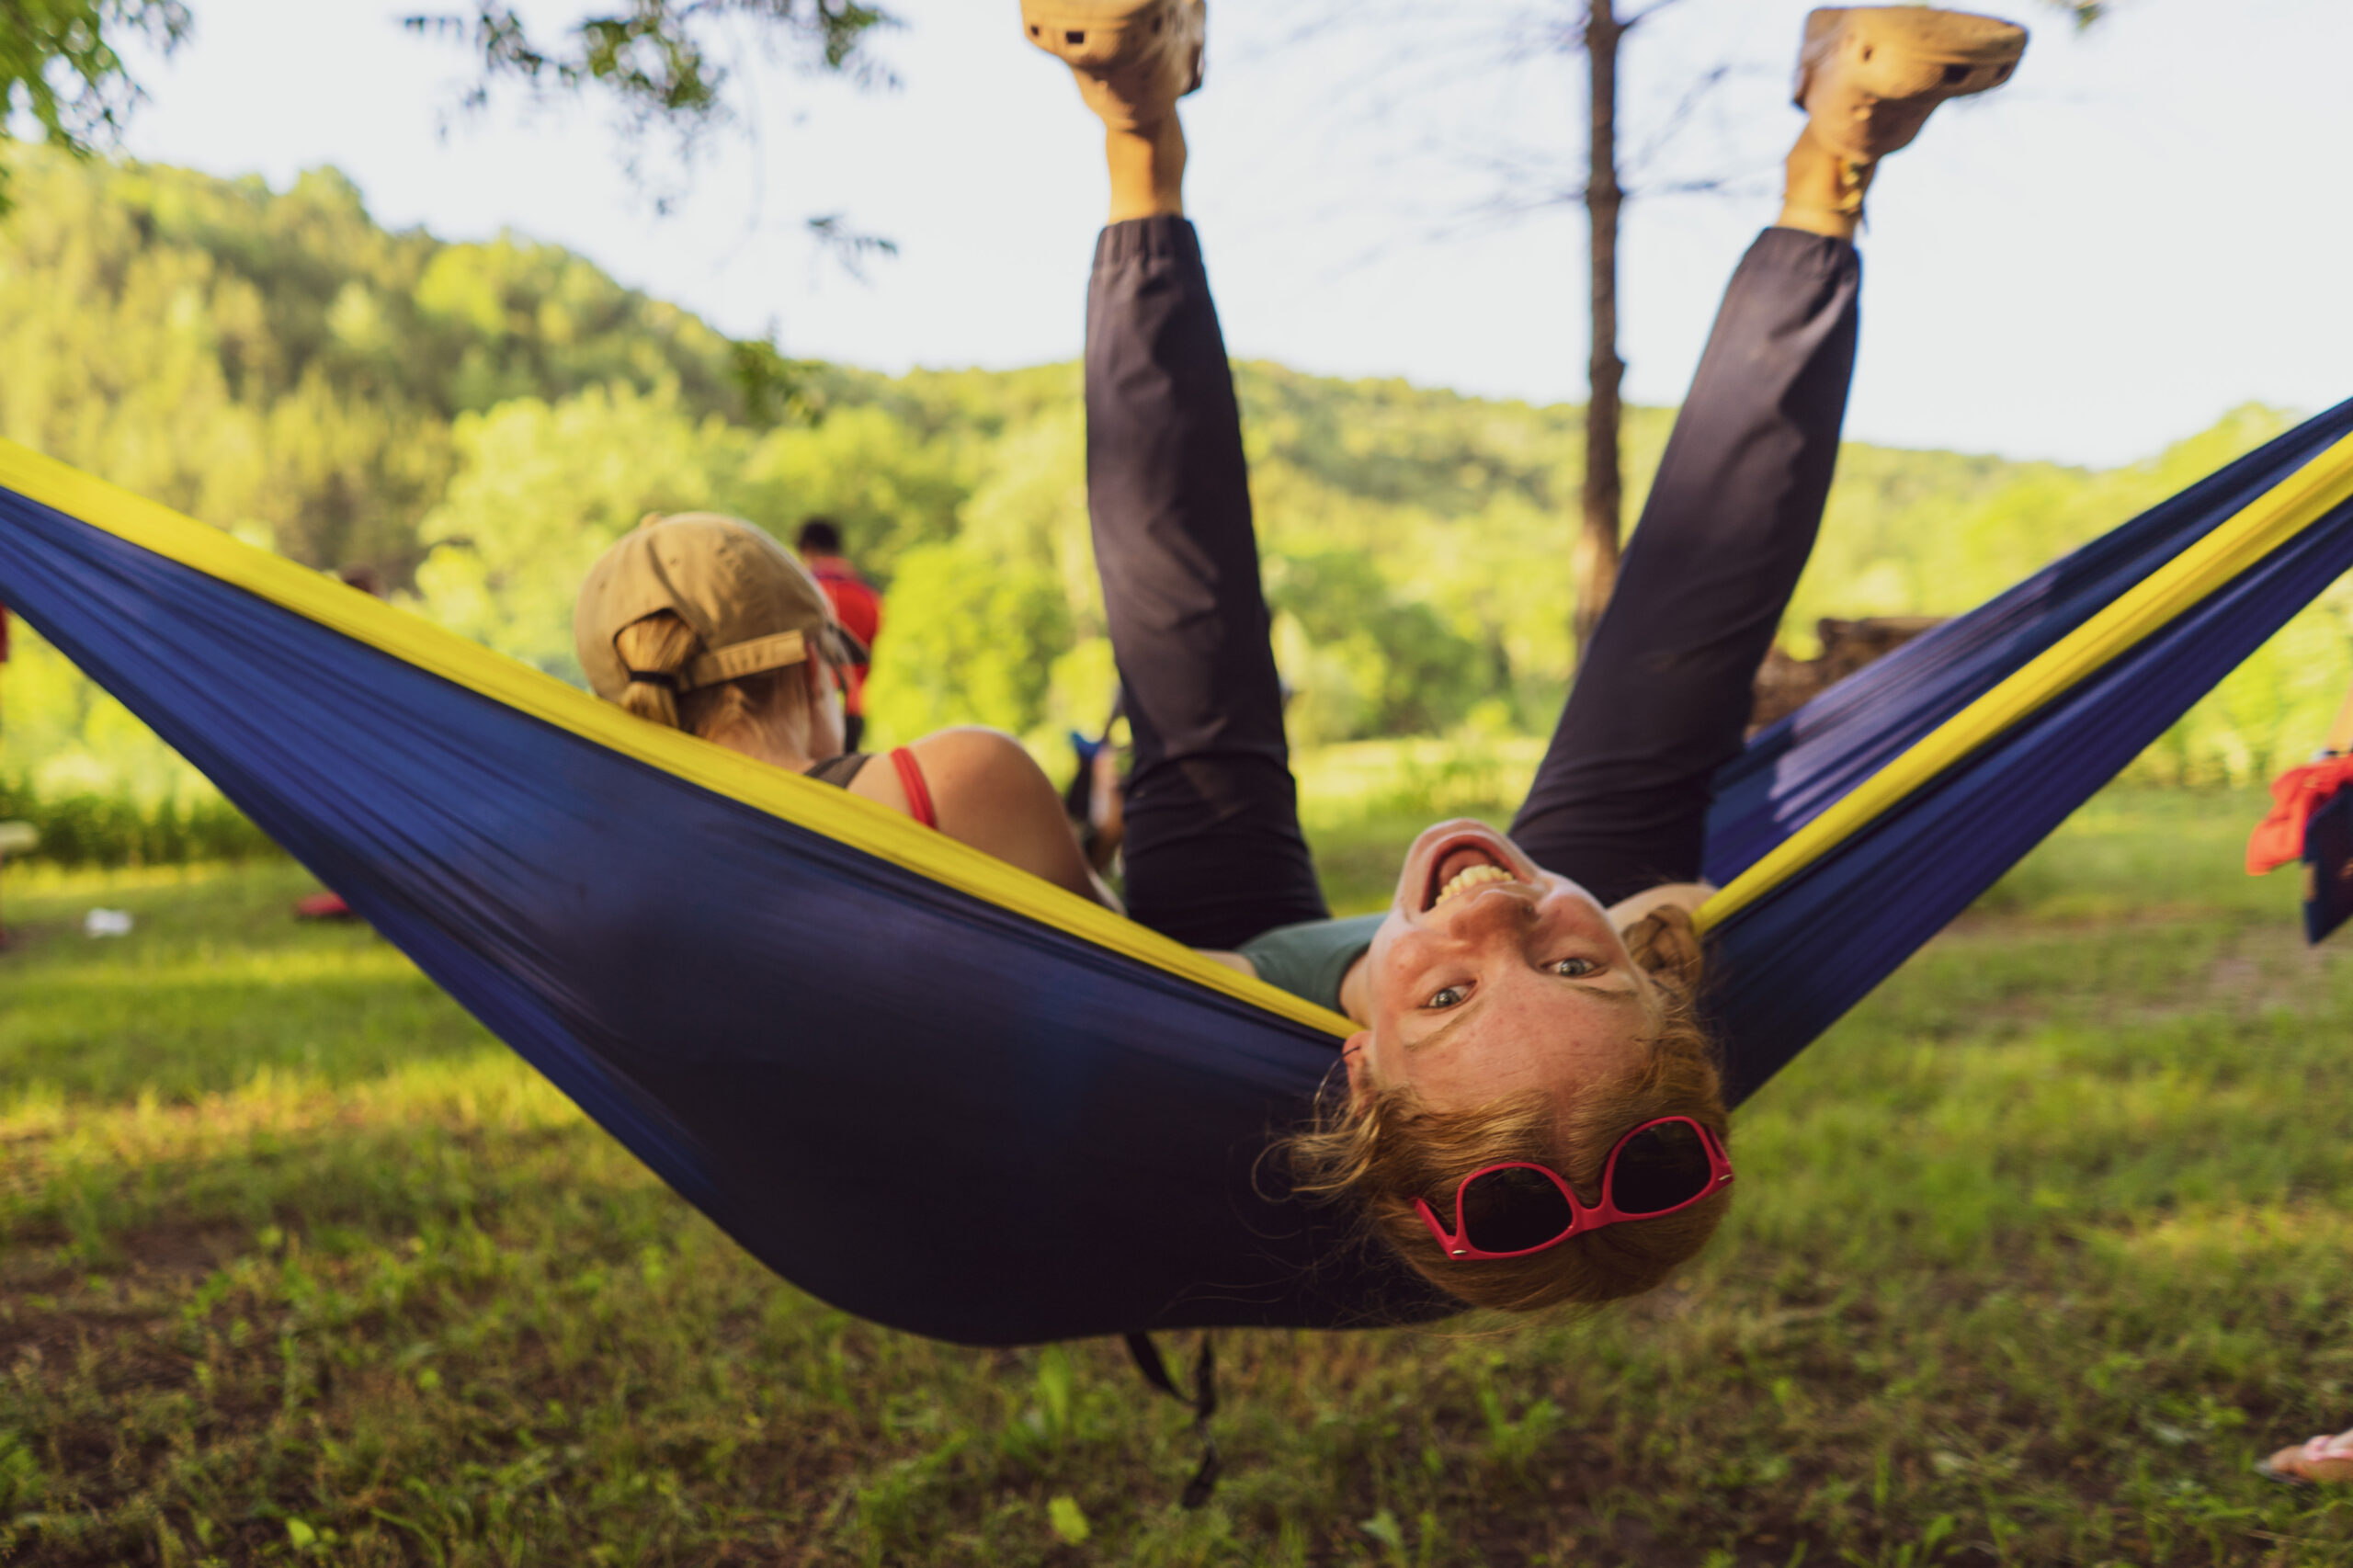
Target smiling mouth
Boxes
[1424,842,1524,912]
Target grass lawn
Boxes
[5,788,2353,1565]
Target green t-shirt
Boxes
[1235,914,1385,1016]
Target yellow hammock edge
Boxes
[1695,428,2353,937]
[0,437,1359,1040]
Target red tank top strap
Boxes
[890,746,938,831]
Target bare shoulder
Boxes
[893,728,1114,908]
[903,727,1048,787]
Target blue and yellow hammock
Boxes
[4,401,2353,1346]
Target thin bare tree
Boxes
[1575,0,1629,654]
[1304,0,2116,657]
[1564,0,2110,653]
[1281,0,1750,657]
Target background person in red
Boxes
[795,517,881,750]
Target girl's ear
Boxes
[1622,905,1704,992]
[1341,1031,1374,1103]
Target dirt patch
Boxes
[0,1220,247,1285]
[1,1300,190,1393]
[115,1222,244,1278]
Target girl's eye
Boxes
[1551,957,1598,978]
[1422,985,1469,1010]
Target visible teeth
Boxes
[1435,863,1516,907]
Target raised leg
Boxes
[1087,216,1328,948]
[1508,230,1860,906]
[1035,22,1326,949]
[1509,6,2025,907]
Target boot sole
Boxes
[1795,6,2028,108]
[1021,0,1205,115]
[1023,0,1199,78]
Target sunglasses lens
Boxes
[1608,1121,1715,1215]
[1458,1166,1576,1255]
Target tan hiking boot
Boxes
[1795,7,2028,163]
[1781,6,2026,234]
[1022,0,1206,130]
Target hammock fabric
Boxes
[3,403,2351,1346]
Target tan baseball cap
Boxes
[574,513,864,702]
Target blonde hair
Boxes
[1279,905,1731,1314]
[610,611,808,747]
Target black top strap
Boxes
[803,752,872,789]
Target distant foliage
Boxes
[0,153,2342,817]
[1790,407,2313,632]
[0,608,207,802]
[1267,550,1493,745]
[0,773,275,867]
[415,384,757,680]
[0,150,767,582]
[864,543,1071,740]
[412,388,969,684]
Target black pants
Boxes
[1089,221,1859,949]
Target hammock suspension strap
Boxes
[1123,1332,1222,1509]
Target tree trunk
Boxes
[1574,0,1625,659]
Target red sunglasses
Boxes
[1414,1116,1734,1261]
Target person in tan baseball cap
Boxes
[574,513,1117,907]
[575,512,867,732]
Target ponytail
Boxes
[612,612,701,730]
[609,610,806,747]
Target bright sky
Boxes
[111,0,2353,468]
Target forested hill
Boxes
[0,150,764,579]
[0,151,2339,799]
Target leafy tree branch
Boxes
[402,2,899,143]
[0,0,189,210]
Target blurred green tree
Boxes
[0,152,768,582]
[414,383,756,680]
[862,542,1072,744]
[1265,550,1492,744]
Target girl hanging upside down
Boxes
[569,0,2029,1317]
[1025,0,2025,1312]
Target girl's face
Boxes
[1343,820,1657,1120]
